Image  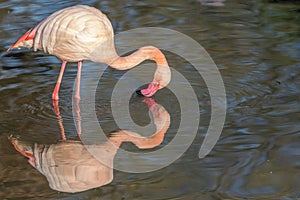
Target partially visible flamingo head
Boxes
[136,64,171,97]
[136,83,159,97]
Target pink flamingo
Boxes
[7,5,171,100]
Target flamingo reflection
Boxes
[9,98,170,193]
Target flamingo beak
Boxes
[136,83,159,97]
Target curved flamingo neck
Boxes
[108,46,168,70]
[107,46,171,94]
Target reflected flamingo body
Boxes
[9,99,170,193]
[8,5,171,100]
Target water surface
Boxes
[0,0,300,199]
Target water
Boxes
[0,0,300,199]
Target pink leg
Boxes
[52,61,67,100]
[74,61,82,136]
[74,61,82,100]
[52,100,66,141]
[74,98,81,136]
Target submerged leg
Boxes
[74,61,82,136]
[52,100,66,141]
[52,61,67,100]
[74,61,82,100]
[74,97,81,136]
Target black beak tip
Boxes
[136,90,144,96]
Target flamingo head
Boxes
[136,83,159,97]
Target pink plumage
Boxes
[8,5,171,100]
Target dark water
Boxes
[0,0,300,199]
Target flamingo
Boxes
[7,5,171,100]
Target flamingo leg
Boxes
[74,61,82,100]
[52,100,66,141]
[74,97,82,136]
[74,61,82,136]
[52,61,67,100]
